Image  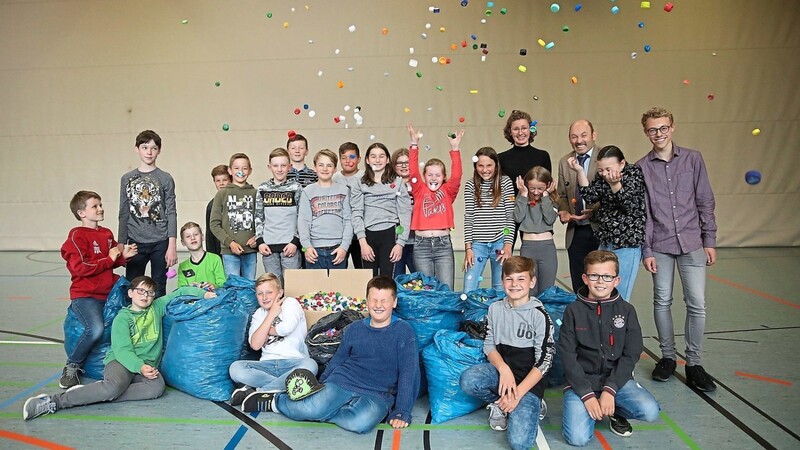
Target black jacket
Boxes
[558,286,643,401]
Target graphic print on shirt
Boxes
[265,315,285,346]
[261,191,298,208]
[310,194,346,219]
[128,312,158,346]
[126,174,163,222]
[92,240,101,254]
[422,189,446,218]
[227,194,254,232]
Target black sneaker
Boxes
[609,415,633,437]
[651,358,677,382]
[686,365,717,392]
[230,386,256,407]
[285,368,326,401]
[59,363,82,389]
[241,392,275,413]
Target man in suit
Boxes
[556,119,600,293]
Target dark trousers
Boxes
[347,235,363,269]
[567,225,599,293]
[125,240,168,298]
[364,227,397,278]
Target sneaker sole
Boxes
[22,394,47,420]
[651,373,673,382]
[230,387,253,407]
[688,381,717,392]
[610,427,633,437]
[489,424,507,431]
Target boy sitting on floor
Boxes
[241,275,419,434]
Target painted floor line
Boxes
[734,371,792,387]
[708,274,799,310]
[0,372,60,411]
[0,429,75,450]
[0,340,60,345]
[535,423,551,450]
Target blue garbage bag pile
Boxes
[538,285,576,386]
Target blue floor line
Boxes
[223,411,259,449]
[0,371,61,410]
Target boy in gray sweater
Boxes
[298,149,353,269]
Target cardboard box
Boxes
[284,269,373,329]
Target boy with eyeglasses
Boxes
[559,250,659,445]
[24,276,215,420]
[636,107,718,392]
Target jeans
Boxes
[463,239,505,293]
[222,252,257,280]
[54,360,165,409]
[393,243,416,277]
[599,245,642,303]
[413,235,455,290]
[66,298,105,366]
[562,379,660,446]
[520,239,558,297]
[275,382,390,434]
[229,357,318,392]
[307,246,347,270]
[652,248,708,365]
[262,251,301,284]
[125,239,168,298]
[460,363,541,450]
[567,225,599,293]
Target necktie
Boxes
[574,154,589,214]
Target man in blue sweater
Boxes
[242,275,420,434]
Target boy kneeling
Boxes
[460,256,555,450]
[242,275,420,434]
[559,250,660,446]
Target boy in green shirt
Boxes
[178,221,226,290]
[23,276,214,420]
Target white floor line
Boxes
[0,340,59,345]
[536,423,551,450]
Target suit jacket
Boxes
[556,149,600,248]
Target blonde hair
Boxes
[255,272,283,290]
[641,106,674,127]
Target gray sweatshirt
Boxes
[209,183,257,255]
[298,183,353,249]
[350,177,412,245]
[513,195,557,234]
[118,168,177,244]
[254,178,302,248]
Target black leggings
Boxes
[365,227,397,277]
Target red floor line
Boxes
[593,429,613,450]
[0,429,75,450]
[391,429,402,450]
[707,274,799,309]
[735,371,793,387]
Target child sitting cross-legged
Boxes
[241,275,420,435]
[228,273,317,406]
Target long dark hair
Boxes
[472,147,503,208]
[361,143,397,186]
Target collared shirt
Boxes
[636,144,717,258]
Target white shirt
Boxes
[248,297,309,360]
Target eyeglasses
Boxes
[394,161,410,166]
[132,287,156,298]
[586,273,617,282]
[645,125,671,136]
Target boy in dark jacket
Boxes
[559,250,660,446]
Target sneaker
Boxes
[65,384,84,392]
[651,358,677,382]
[609,415,633,437]
[285,368,326,401]
[22,394,57,420]
[539,398,547,421]
[686,365,717,392]
[242,391,275,413]
[230,386,256,407]
[486,402,507,431]
[59,363,82,389]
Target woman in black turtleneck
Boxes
[498,110,552,197]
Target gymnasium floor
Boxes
[0,248,798,449]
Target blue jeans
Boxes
[393,243,416,277]
[275,382,390,434]
[652,248,707,366]
[125,239,168,298]
[460,363,541,450]
[222,252,257,280]
[463,239,505,293]
[307,246,347,270]
[229,357,318,392]
[66,298,105,366]
[599,245,642,303]
[412,235,455,290]
[562,379,660,446]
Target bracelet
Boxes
[410,143,419,147]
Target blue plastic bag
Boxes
[423,330,487,424]
[160,276,258,401]
[63,277,130,380]
[463,288,505,322]
[538,285,576,386]
[393,272,464,350]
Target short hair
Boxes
[211,164,230,179]
[229,152,251,167]
[135,130,161,149]
[502,255,537,278]
[391,147,409,165]
[641,107,674,127]
[287,133,308,149]
[313,149,338,167]
[584,250,619,275]
[255,272,283,290]
[366,275,397,299]
[129,275,156,291]
[338,142,360,157]
[180,221,202,239]
[503,110,538,144]
[69,190,101,220]
[596,145,626,163]
[269,147,290,162]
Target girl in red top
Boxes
[406,123,464,290]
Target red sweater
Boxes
[409,146,462,231]
[61,226,126,300]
